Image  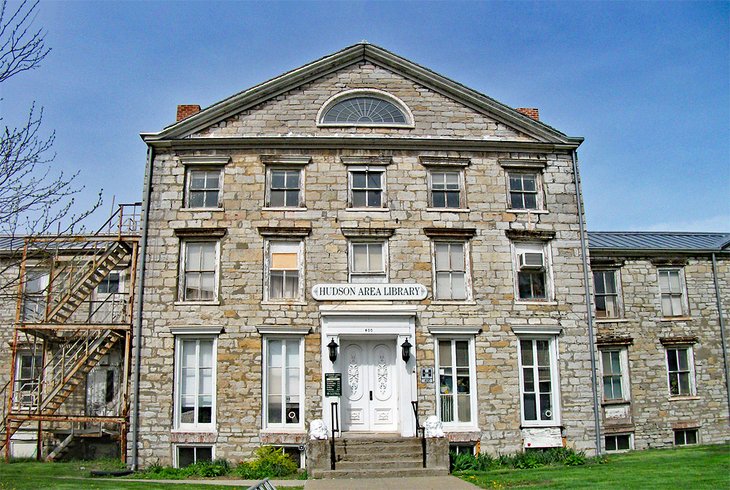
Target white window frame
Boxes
[593,269,623,319]
[517,335,561,427]
[263,336,305,431]
[512,242,553,302]
[14,350,42,409]
[22,269,48,322]
[428,169,464,209]
[264,240,305,302]
[665,345,696,397]
[179,240,220,303]
[604,433,633,452]
[348,240,388,283]
[599,348,630,402]
[507,170,543,211]
[434,337,477,429]
[185,167,223,209]
[174,444,215,468]
[348,166,387,209]
[432,240,472,301]
[658,267,689,317]
[173,336,217,432]
[91,270,126,323]
[673,428,699,446]
[265,167,305,209]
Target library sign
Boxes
[312,283,428,301]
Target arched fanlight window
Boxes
[318,90,413,127]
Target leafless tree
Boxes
[0,0,102,296]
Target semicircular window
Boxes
[322,97,407,124]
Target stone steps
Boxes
[313,467,448,479]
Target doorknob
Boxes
[369,390,373,401]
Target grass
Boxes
[455,444,730,489]
[0,459,305,490]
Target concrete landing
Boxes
[305,475,480,489]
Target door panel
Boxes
[342,340,398,432]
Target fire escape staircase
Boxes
[2,231,134,454]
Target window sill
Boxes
[345,208,390,212]
[171,428,217,433]
[431,300,477,306]
[514,300,558,306]
[260,428,306,434]
[658,316,693,322]
[426,208,470,213]
[174,301,221,306]
[595,318,631,324]
[601,399,631,406]
[261,300,308,306]
[508,209,549,214]
[669,395,700,401]
[180,207,224,212]
[442,425,481,433]
[520,422,562,429]
[262,207,307,212]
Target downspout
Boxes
[711,253,730,424]
[571,149,602,455]
[130,144,155,470]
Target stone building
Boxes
[132,42,600,471]
[1,43,727,471]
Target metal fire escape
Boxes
[0,203,141,461]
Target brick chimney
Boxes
[516,107,539,121]
[176,104,201,122]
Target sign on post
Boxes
[325,373,342,397]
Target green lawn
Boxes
[0,459,304,490]
[456,444,730,489]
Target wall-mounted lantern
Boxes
[327,338,339,363]
[401,338,412,363]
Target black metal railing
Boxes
[330,401,339,470]
[411,400,426,468]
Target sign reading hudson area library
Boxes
[312,283,428,301]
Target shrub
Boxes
[142,458,231,479]
[450,447,590,472]
[235,446,298,479]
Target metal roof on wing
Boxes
[588,231,730,252]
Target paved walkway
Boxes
[304,476,480,489]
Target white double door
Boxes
[341,339,398,432]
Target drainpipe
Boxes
[130,145,155,470]
[711,253,730,424]
[571,150,602,455]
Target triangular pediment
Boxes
[142,43,582,146]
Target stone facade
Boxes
[589,246,730,450]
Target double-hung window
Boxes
[186,169,222,209]
[266,241,303,301]
[666,346,695,397]
[658,268,687,317]
[267,169,302,208]
[175,337,216,430]
[513,242,550,301]
[180,241,218,302]
[430,171,462,209]
[518,337,560,425]
[600,349,629,402]
[594,270,621,319]
[264,337,304,429]
[22,270,48,322]
[508,172,539,210]
[436,339,475,426]
[434,241,469,300]
[349,241,387,283]
[14,352,42,408]
[349,167,385,208]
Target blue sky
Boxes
[2,0,728,232]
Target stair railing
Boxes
[411,401,426,468]
[0,380,9,435]
[330,401,339,470]
[87,293,129,324]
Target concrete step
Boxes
[335,458,424,470]
[312,467,448,479]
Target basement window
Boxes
[674,429,699,446]
[176,445,213,468]
[605,434,632,452]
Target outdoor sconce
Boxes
[401,338,412,363]
[327,338,339,363]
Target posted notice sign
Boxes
[312,283,427,301]
[325,373,342,397]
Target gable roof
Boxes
[588,231,730,253]
[141,42,583,146]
